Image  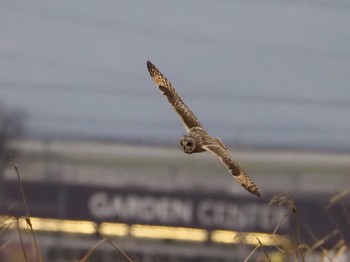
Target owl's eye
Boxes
[186,141,193,147]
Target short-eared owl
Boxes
[146,61,261,198]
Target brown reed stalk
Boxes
[16,217,28,262]
[14,165,42,262]
[96,226,134,262]
[76,239,106,262]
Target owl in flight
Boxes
[146,61,261,198]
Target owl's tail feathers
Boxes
[233,171,262,198]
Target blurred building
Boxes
[1,139,349,261]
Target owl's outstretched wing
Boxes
[147,61,202,131]
[202,142,262,198]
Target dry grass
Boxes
[1,164,134,262]
[1,165,349,262]
[96,227,134,262]
[75,239,106,262]
[14,165,42,262]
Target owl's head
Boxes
[180,135,196,154]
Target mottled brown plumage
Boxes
[147,61,201,131]
[146,60,262,198]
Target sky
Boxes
[1,0,350,150]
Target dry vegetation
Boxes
[1,165,349,262]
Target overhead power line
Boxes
[1,79,350,109]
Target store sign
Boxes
[88,192,194,224]
[3,180,349,247]
[86,191,288,232]
[3,180,289,233]
[80,189,289,233]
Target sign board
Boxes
[2,180,349,247]
[2,180,289,233]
